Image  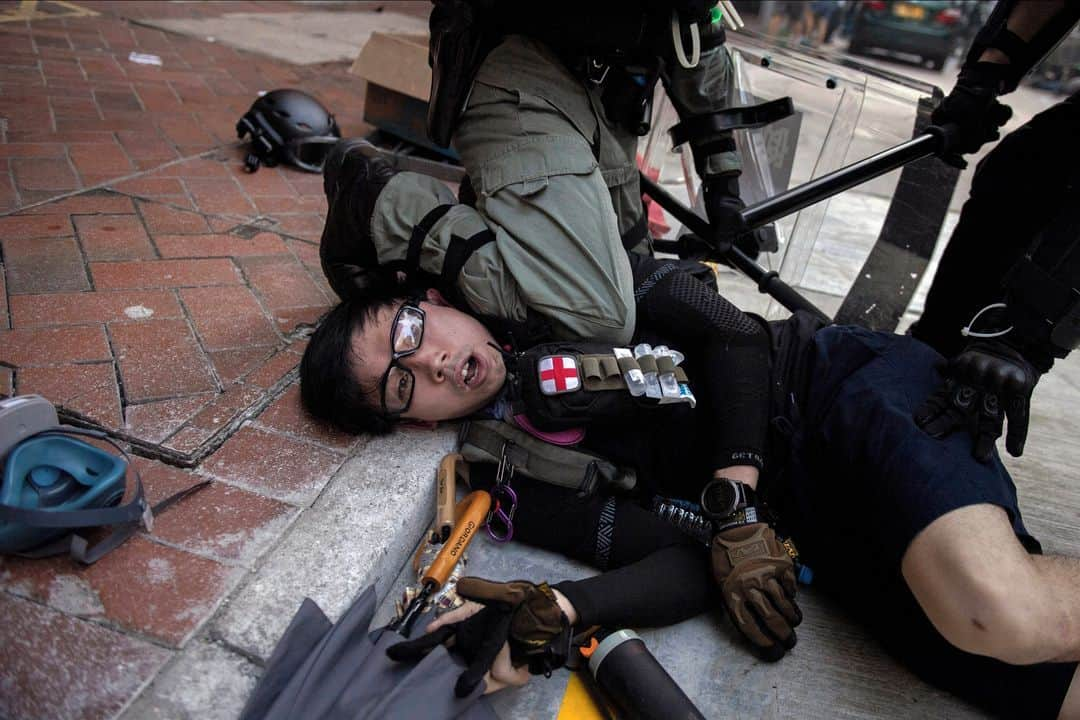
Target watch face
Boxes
[701,479,739,519]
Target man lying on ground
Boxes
[301,243,1080,718]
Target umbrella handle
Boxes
[423,490,491,590]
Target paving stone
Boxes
[272,305,329,333]
[0,592,172,720]
[19,191,135,215]
[69,142,135,181]
[74,213,156,261]
[16,362,122,427]
[252,194,326,215]
[162,383,265,455]
[134,457,296,564]
[185,177,256,216]
[12,156,80,191]
[91,257,242,289]
[0,213,73,239]
[240,255,326,309]
[243,348,301,389]
[136,198,210,234]
[0,272,7,330]
[119,639,259,720]
[201,425,344,505]
[94,88,143,113]
[110,318,217,401]
[274,212,324,242]
[180,285,279,350]
[123,394,214,444]
[0,142,66,158]
[134,83,184,113]
[0,535,237,647]
[209,346,274,384]
[254,383,359,452]
[1,367,12,396]
[50,95,101,120]
[229,164,295,197]
[10,289,183,327]
[156,230,288,258]
[213,427,455,660]
[286,237,321,269]
[154,157,232,179]
[0,325,110,366]
[3,237,90,294]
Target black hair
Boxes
[300,296,403,435]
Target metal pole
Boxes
[640,174,831,324]
[639,131,945,323]
[742,133,940,229]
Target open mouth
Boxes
[462,354,481,388]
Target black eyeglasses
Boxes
[379,301,425,416]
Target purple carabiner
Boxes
[485,485,518,543]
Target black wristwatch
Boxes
[700,477,759,532]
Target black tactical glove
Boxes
[386,578,572,697]
[931,62,1013,169]
[711,523,802,662]
[914,339,1040,462]
[702,175,761,262]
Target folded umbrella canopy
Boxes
[240,489,497,720]
[238,585,497,720]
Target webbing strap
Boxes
[621,215,648,251]
[442,228,496,290]
[460,420,631,495]
[406,203,453,276]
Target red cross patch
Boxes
[538,355,580,395]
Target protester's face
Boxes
[350,290,506,422]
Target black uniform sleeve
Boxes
[635,264,771,471]
[487,473,715,630]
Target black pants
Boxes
[910,93,1080,362]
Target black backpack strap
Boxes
[406,203,454,278]
[440,228,496,301]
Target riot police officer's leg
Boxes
[911,95,1080,359]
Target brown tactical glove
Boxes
[386,577,572,697]
[711,523,802,662]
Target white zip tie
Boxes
[672,11,701,69]
[961,302,1014,339]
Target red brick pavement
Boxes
[0,3,427,717]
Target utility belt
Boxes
[457,340,698,506]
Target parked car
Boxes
[848,1,966,70]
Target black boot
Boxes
[319,139,399,301]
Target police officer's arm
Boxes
[656,11,751,245]
[371,170,637,345]
[932,0,1079,166]
[970,0,1070,91]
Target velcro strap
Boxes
[580,354,621,381]
[406,203,453,276]
[656,355,676,375]
[636,354,658,376]
[615,354,641,378]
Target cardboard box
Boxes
[350,32,431,102]
[350,31,457,157]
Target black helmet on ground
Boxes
[236,89,342,173]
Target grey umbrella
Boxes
[238,584,497,720]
